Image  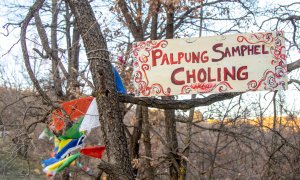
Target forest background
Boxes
[0,0,300,179]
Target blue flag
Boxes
[112,66,127,94]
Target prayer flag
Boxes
[80,146,106,159]
[42,157,60,167]
[59,117,84,140]
[38,128,54,141]
[55,136,85,159]
[43,153,80,176]
[113,66,127,94]
[79,98,100,132]
[76,162,94,176]
[52,97,93,131]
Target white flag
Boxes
[79,98,100,131]
[38,128,54,141]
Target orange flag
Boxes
[51,96,94,131]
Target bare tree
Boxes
[1,0,300,179]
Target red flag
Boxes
[80,146,106,159]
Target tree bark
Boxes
[142,106,155,180]
[65,3,80,99]
[65,0,134,179]
[130,105,143,176]
[117,0,143,41]
[182,94,196,180]
[164,104,180,180]
[21,0,54,105]
[51,0,64,98]
[150,0,161,40]
[164,2,181,179]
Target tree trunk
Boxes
[164,2,181,179]
[51,0,64,98]
[142,106,155,180]
[164,105,180,180]
[65,0,134,179]
[66,3,80,99]
[130,105,143,176]
[182,94,196,180]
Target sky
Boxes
[0,0,299,116]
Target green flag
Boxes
[59,117,84,140]
[56,153,80,173]
[43,153,80,176]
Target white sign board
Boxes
[132,31,288,97]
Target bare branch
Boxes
[26,110,50,133]
[116,0,143,40]
[34,10,70,80]
[1,39,20,58]
[32,48,49,58]
[119,92,241,109]
[71,67,94,89]
[20,0,55,106]
[287,59,300,72]
[289,78,300,86]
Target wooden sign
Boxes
[131,31,288,97]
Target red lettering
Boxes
[171,67,185,85]
[232,46,241,56]
[254,45,260,55]
[185,53,191,62]
[262,44,269,54]
[217,68,221,81]
[248,45,254,55]
[212,43,224,62]
[224,47,231,57]
[201,51,209,63]
[192,52,200,63]
[237,66,248,80]
[170,53,177,65]
[224,67,236,81]
[208,68,216,82]
[187,70,196,83]
[161,53,170,65]
[178,52,184,64]
[151,49,162,67]
[172,66,249,84]
[197,69,206,82]
[241,45,248,56]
